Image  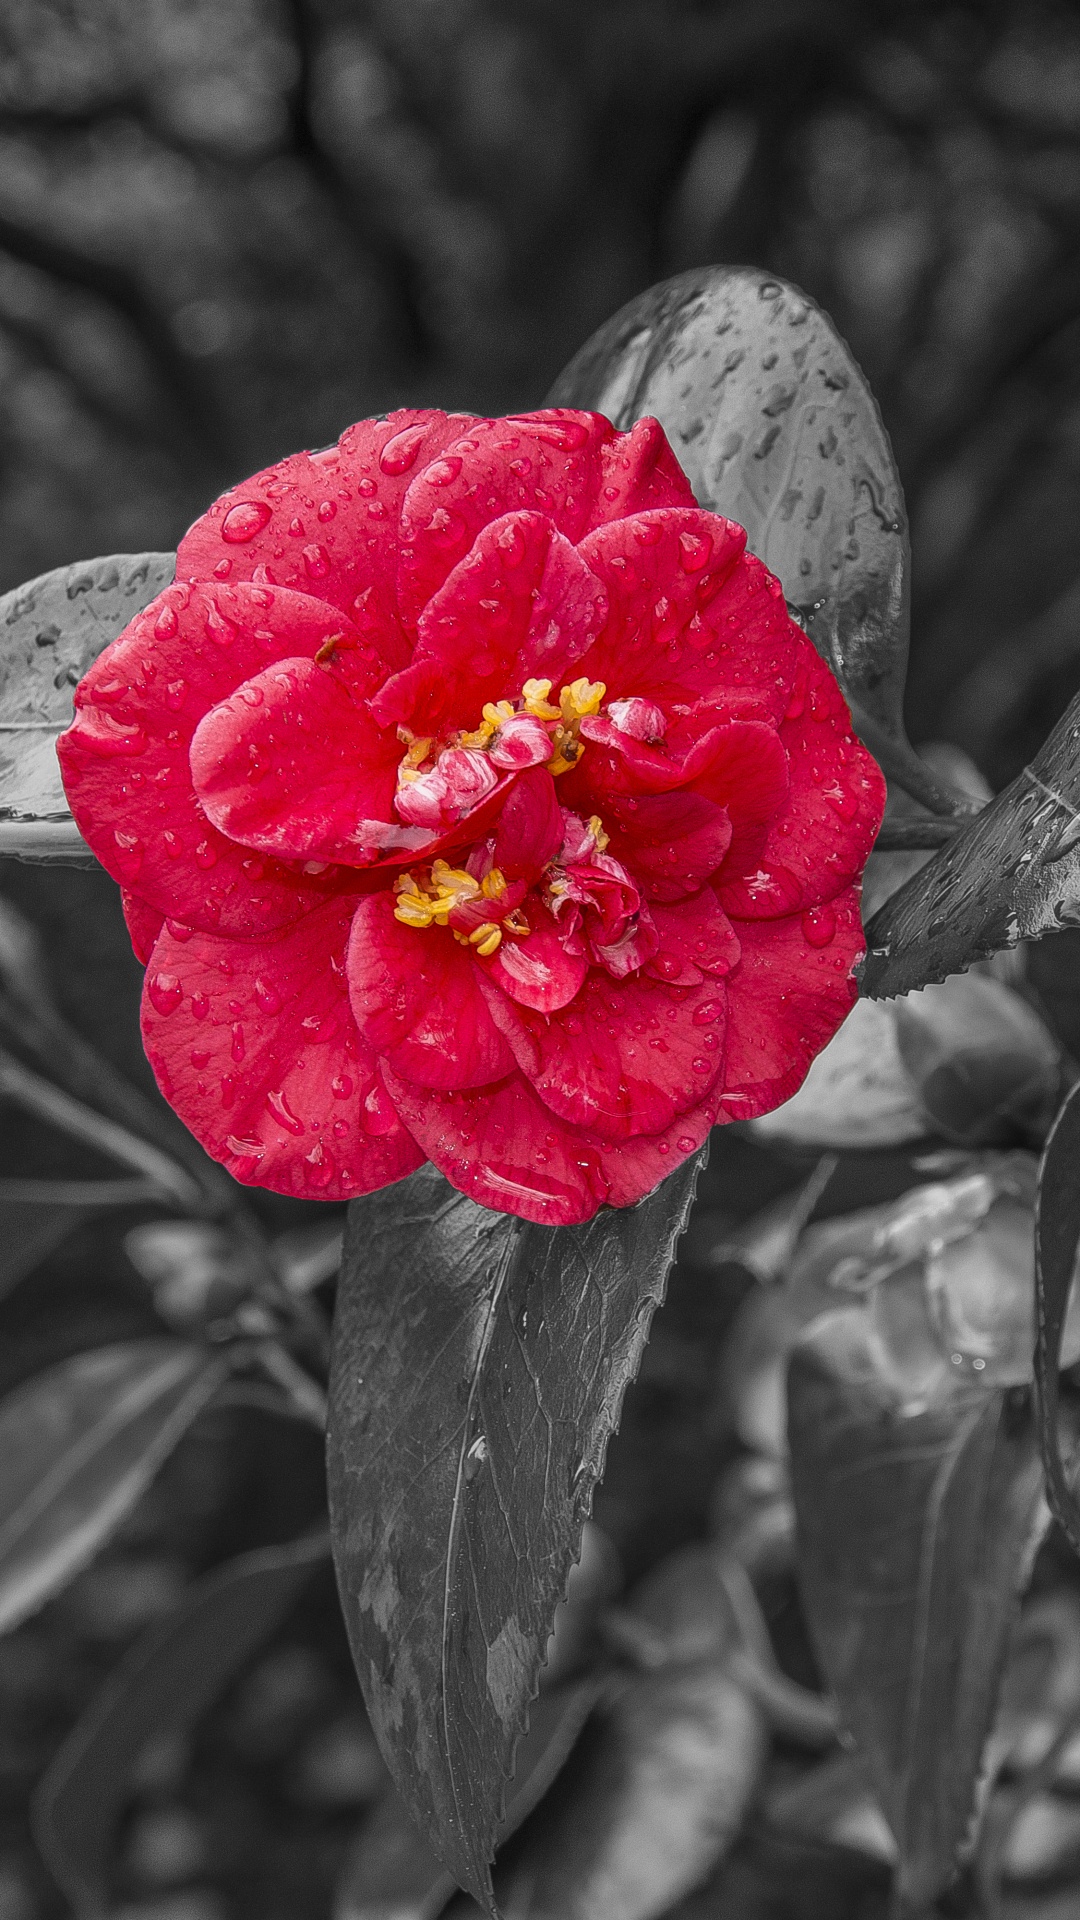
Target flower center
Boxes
[392,676,607,829]
[392,860,529,957]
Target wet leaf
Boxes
[789,1308,1045,1916]
[0,551,173,864]
[0,1338,225,1635]
[548,265,964,816]
[862,691,1080,998]
[34,1528,329,1914]
[335,1678,603,1920]
[1035,1083,1080,1556]
[326,1154,704,1909]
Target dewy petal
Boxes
[718,886,865,1121]
[644,891,742,987]
[583,417,698,527]
[596,1098,719,1209]
[121,890,166,964]
[380,1064,609,1227]
[492,767,564,884]
[396,410,615,624]
[347,894,515,1091]
[140,898,423,1200]
[575,512,799,728]
[372,510,606,736]
[59,583,367,938]
[718,644,886,918]
[481,898,587,1012]
[487,967,727,1141]
[602,791,732,902]
[177,409,478,658]
[189,655,424,868]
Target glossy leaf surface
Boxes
[548,264,957,815]
[0,551,173,863]
[0,1338,225,1635]
[789,1308,1044,1916]
[1035,1082,1080,1555]
[335,1678,602,1920]
[862,692,1080,998]
[327,1154,704,1908]
[35,1528,329,1913]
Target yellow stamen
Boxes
[481,868,507,900]
[588,814,610,850]
[522,678,561,720]
[559,677,606,723]
[503,908,530,936]
[470,923,503,956]
[482,699,516,728]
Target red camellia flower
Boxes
[58,408,885,1225]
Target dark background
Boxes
[4,3,1080,1917]
[4,0,1080,789]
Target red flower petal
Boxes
[719,646,886,918]
[60,584,363,938]
[396,410,615,624]
[121,891,165,965]
[177,410,477,656]
[482,966,727,1140]
[575,511,799,727]
[491,766,564,882]
[140,898,422,1199]
[584,417,698,526]
[481,899,587,1013]
[346,894,515,1091]
[597,1098,719,1208]
[644,890,742,987]
[373,510,607,736]
[189,656,425,868]
[602,791,732,902]
[380,1065,608,1227]
[718,888,864,1120]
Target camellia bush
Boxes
[5,266,1080,1920]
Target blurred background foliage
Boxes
[6,3,1080,1918]
[4,0,1080,788]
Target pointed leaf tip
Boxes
[326,1153,705,1902]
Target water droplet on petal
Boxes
[154,604,179,639]
[303,543,329,578]
[267,1087,305,1134]
[304,1140,335,1189]
[254,976,281,1014]
[222,500,272,544]
[379,424,428,474]
[802,905,837,947]
[678,530,712,572]
[148,971,183,1015]
[195,841,218,869]
[332,1073,353,1100]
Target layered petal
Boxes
[177,409,478,658]
[347,893,515,1090]
[719,888,865,1120]
[644,890,742,987]
[490,766,564,883]
[481,965,728,1140]
[140,898,423,1199]
[189,656,422,867]
[372,511,607,735]
[583,417,698,527]
[60,583,365,937]
[121,890,165,965]
[717,645,886,918]
[482,899,588,1012]
[380,1065,609,1227]
[601,791,732,902]
[574,511,798,726]
[396,411,616,623]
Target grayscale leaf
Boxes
[548,265,966,817]
[0,551,173,864]
[0,1338,225,1635]
[327,1153,704,1909]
